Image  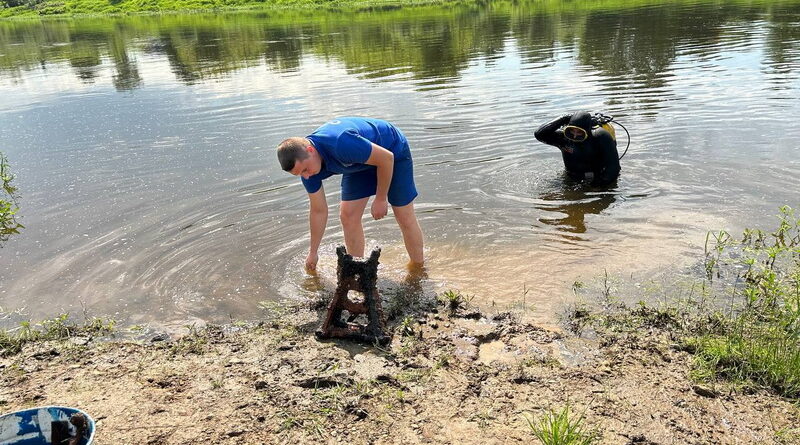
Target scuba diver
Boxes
[534,111,621,186]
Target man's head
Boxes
[565,111,594,141]
[277,137,322,179]
[561,111,594,153]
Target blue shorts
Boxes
[340,144,418,207]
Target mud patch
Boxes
[476,340,513,365]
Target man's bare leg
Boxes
[340,197,369,257]
[392,202,424,265]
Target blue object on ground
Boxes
[0,406,95,445]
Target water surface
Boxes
[1,0,799,328]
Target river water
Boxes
[1,0,799,329]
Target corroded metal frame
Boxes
[315,246,390,345]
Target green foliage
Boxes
[397,315,415,337]
[0,0,797,17]
[524,406,599,445]
[0,0,458,16]
[577,207,800,400]
[1,0,797,104]
[433,350,451,369]
[438,289,473,315]
[168,323,214,354]
[0,313,116,356]
[691,207,800,398]
[703,229,732,282]
[0,152,22,244]
[774,426,800,444]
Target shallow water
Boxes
[1,0,799,328]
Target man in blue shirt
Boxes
[277,117,424,272]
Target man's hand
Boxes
[365,144,393,220]
[306,188,327,274]
[371,197,388,220]
[305,252,319,273]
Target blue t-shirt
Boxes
[301,117,408,194]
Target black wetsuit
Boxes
[534,111,621,186]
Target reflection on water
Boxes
[2,0,799,96]
[1,0,800,326]
[536,175,618,235]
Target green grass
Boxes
[0,0,462,17]
[690,329,800,398]
[524,406,599,445]
[568,207,800,400]
[690,301,800,398]
[578,206,800,400]
[167,323,221,354]
[3,0,800,18]
[689,206,800,398]
[397,315,416,337]
[438,289,473,315]
[0,313,116,356]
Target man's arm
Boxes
[534,113,572,147]
[306,186,328,272]
[364,143,394,220]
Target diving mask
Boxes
[563,125,588,142]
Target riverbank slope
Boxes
[2,300,798,444]
[3,212,800,443]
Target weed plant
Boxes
[524,405,599,445]
[168,323,223,355]
[0,313,115,356]
[438,289,473,315]
[575,207,800,399]
[0,152,22,244]
[690,206,800,398]
[566,206,800,399]
[397,315,416,337]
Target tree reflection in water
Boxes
[0,0,797,101]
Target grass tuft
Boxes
[438,289,473,315]
[0,313,115,356]
[524,405,599,445]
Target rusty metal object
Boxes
[316,246,390,345]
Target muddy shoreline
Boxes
[1,296,798,445]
